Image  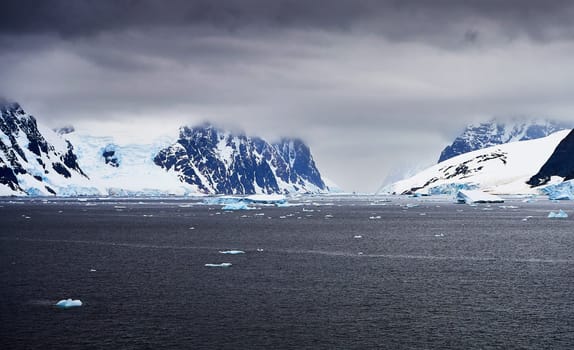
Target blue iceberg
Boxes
[548,210,568,218]
[541,180,574,200]
[428,183,478,195]
[56,298,83,308]
[221,202,254,210]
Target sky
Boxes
[1,0,574,192]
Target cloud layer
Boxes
[1,0,574,191]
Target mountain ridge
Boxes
[439,119,571,163]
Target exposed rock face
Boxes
[153,124,326,194]
[528,129,574,187]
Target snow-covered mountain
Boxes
[153,124,327,194]
[438,119,571,162]
[0,102,331,196]
[387,129,572,195]
[0,102,92,196]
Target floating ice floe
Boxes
[219,250,245,255]
[369,216,381,220]
[548,210,568,218]
[404,203,419,208]
[205,263,232,267]
[222,202,254,211]
[434,233,445,237]
[56,299,83,308]
[353,235,363,239]
[256,248,264,252]
[456,190,504,204]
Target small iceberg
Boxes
[219,250,245,255]
[548,210,568,219]
[353,235,363,239]
[205,263,232,267]
[56,299,83,308]
[222,202,254,211]
[456,190,504,204]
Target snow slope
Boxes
[387,129,572,195]
[439,119,571,162]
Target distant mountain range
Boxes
[0,102,331,196]
[387,119,573,195]
[438,119,571,162]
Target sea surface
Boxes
[1,195,574,349]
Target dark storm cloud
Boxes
[1,0,574,192]
[2,0,574,43]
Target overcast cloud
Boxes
[1,0,574,192]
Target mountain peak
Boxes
[439,118,572,162]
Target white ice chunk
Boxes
[548,210,568,218]
[56,299,83,308]
[456,190,504,204]
[353,235,363,239]
[219,250,245,255]
[221,202,254,210]
[205,263,232,267]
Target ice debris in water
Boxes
[205,263,232,267]
[222,202,254,210]
[56,299,83,308]
[256,248,264,252]
[434,233,445,237]
[369,216,381,220]
[219,250,245,255]
[353,235,363,239]
[548,210,568,219]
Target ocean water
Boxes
[1,196,574,349]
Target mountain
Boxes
[0,102,90,196]
[386,129,572,195]
[527,129,574,187]
[153,124,327,194]
[0,102,331,196]
[438,119,571,163]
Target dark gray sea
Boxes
[1,196,574,349]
